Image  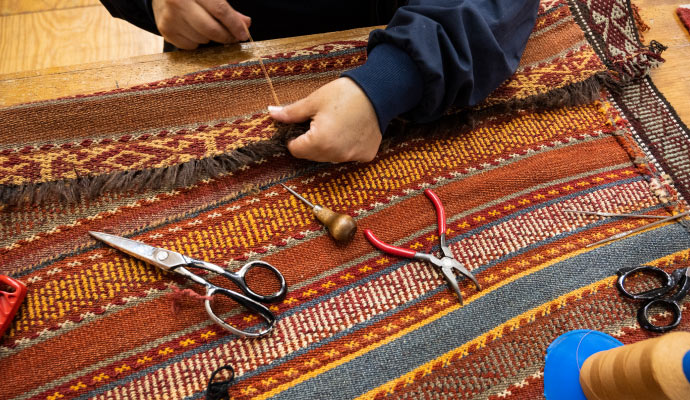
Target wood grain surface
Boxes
[638,0,690,124]
[0,0,99,16]
[0,27,374,105]
[0,5,162,74]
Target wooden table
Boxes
[0,28,374,106]
[638,0,690,124]
[0,5,687,123]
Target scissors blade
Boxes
[89,231,189,271]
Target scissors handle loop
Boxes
[205,286,277,338]
[188,260,287,338]
[637,298,682,333]
[616,265,674,300]
[617,266,690,333]
[235,261,287,302]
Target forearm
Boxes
[344,0,540,130]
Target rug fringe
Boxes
[609,40,666,83]
[0,123,307,207]
[385,71,618,142]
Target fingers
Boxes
[269,99,326,161]
[152,0,252,50]
[270,78,382,163]
[198,0,250,42]
[268,99,317,124]
[286,129,325,161]
[184,2,233,44]
[166,32,204,50]
[168,18,210,49]
[286,128,376,163]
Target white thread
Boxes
[575,330,596,371]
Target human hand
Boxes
[268,78,382,163]
[152,0,251,50]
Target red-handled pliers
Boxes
[363,189,481,304]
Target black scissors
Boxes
[616,265,690,333]
[90,231,287,338]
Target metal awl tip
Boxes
[280,183,315,209]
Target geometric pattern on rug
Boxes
[1,0,663,203]
[1,0,689,399]
[570,0,690,210]
[2,95,688,399]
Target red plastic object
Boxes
[424,189,446,235]
[0,275,27,337]
[363,229,417,258]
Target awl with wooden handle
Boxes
[280,183,357,242]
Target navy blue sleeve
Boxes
[343,0,540,131]
[99,0,160,35]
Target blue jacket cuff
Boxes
[342,43,424,133]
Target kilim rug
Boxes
[1,0,690,399]
[0,0,665,205]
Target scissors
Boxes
[616,265,690,333]
[89,231,287,338]
[363,189,481,304]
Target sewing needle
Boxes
[586,210,690,248]
[562,209,669,219]
[241,23,280,106]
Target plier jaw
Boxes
[441,258,482,304]
[440,265,465,305]
[363,189,482,304]
[416,252,481,304]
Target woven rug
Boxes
[0,0,664,205]
[2,0,690,399]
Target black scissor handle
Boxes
[616,265,675,300]
[234,260,287,302]
[637,298,682,333]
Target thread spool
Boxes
[580,332,690,400]
[545,330,690,400]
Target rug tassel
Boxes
[169,283,214,314]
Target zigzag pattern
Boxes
[1,100,619,344]
[488,46,604,105]
[1,0,686,399]
[0,114,275,185]
[0,0,613,190]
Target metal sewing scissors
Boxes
[616,265,690,333]
[89,231,287,338]
[363,189,481,304]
